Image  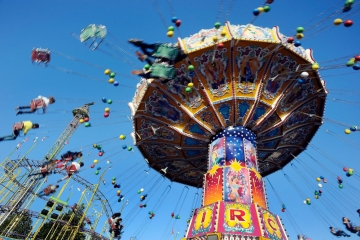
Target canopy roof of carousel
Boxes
[128,22,327,187]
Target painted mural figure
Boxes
[228,174,247,203]
[237,56,260,84]
[146,93,182,123]
[264,65,289,97]
[203,59,225,89]
[211,143,225,166]
[210,138,225,168]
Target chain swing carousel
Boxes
[128,21,326,240]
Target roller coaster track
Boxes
[8,159,113,220]
[0,205,109,240]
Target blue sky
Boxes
[0,0,360,239]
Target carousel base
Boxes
[184,201,288,240]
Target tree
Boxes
[35,203,86,240]
[0,214,33,239]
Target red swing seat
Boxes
[31,48,51,63]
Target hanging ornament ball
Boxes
[107,99,112,104]
[350,125,358,131]
[214,22,221,29]
[84,122,91,127]
[334,18,343,26]
[345,129,351,134]
[294,41,301,47]
[344,20,353,27]
[187,82,194,88]
[319,190,323,193]
[296,33,304,39]
[93,144,97,148]
[105,108,110,112]
[253,9,260,16]
[117,190,121,194]
[316,177,321,182]
[220,29,227,37]
[258,7,264,13]
[109,72,116,78]
[114,81,119,87]
[97,167,101,170]
[296,27,304,33]
[90,164,95,168]
[348,168,354,173]
[97,145,102,150]
[217,42,225,48]
[188,65,195,71]
[95,170,99,175]
[213,36,218,42]
[343,5,352,12]
[339,184,344,189]
[300,72,309,78]
[262,5,270,12]
[343,167,348,172]
[323,178,327,183]
[345,0,354,6]
[320,176,324,179]
[175,20,181,27]
[98,151,104,156]
[185,87,192,93]
[94,159,98,164]
[84,117,89,122]
[346,172,351,177]
[108,78,114,84]
[168,26,175,32]
[102,97,107,103]
[144,64,151,70]
[171,16,178,23]
[119,135,126,140]
[306,198,311,202]
[122,145,127,149]
[353,64,360,70]
[79,119,84,123]
[355,55,360,61]
[287,37,295,43]
[346,60,355,66]
[167,31,174,38]
[318,183,322,188]
[266,0,274,3]
[128,146,133,151]
[112,177,116,180]
[303,200,307,204]
[312,63,320,70]
[140,188,144,192]
[104,69,111,75]
[315,195,319,199]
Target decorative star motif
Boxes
[208,164,220,176]
[230,160,242,172]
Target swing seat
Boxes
[150,63,175,80]
[31,48,50,63]
[152,44,179,61]
[80,24,107,50]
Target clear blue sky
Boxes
[0,0,360,239]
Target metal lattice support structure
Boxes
[0,103,94,236]
[0,205,109,240]
[29,170,108,240]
